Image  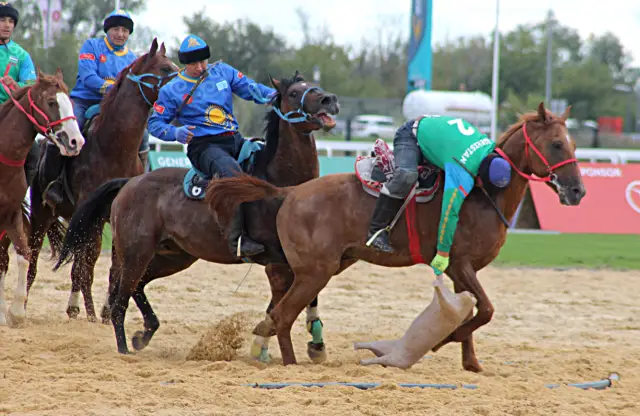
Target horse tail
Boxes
[206,174,288,226]
[54,178,130,271]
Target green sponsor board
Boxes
[148,151,358,176]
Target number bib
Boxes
[414,115,495,175]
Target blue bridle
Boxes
[126,69,178,106]
[249,82,325,124]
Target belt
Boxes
[217,131,235,137]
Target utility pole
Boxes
[545,10,553,104]
[490,0,500,142]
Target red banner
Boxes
[529,163,640,234]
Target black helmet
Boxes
[0,2,19,27]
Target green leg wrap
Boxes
[307,318,324,344]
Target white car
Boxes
[351,115,396,139]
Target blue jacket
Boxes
[70,36,137,102]
[148,62,276,141]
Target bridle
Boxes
[0,80,76,167]
[126,68,178,107]
[249,82,326,134]
[494,122,578,183]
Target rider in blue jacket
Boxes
[148,34,276,259]
[43,10,150,207]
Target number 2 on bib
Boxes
[448,118,475,136]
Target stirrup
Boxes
[366,227,389,247]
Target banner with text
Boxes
[529,163,640,234]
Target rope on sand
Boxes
[245,373,619,391]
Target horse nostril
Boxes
[571,186,584,198]
[70,138,77,148]
[320,95,331,106]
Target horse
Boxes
[54,71,340,356]
[0,68,85,326]
[24,39,178,322]
[206,103,586,371]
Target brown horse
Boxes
[54,71,339,355]
[24,39,178,321]
[206,103,586,371]
[0,68,85,326]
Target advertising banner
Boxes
[529,163,640,234]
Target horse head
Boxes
[126,38,179,106]
[31,68,85,156]
[269,71,339,133]
[499,102,585,206]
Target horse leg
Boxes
[25,200,56,307]
[0,236,10,325]
[305,295,327,364]
[68,232,102,322]
[130,281,159,351]
[101,244,120,325]
[431,263,494,373]
[111,250,154,354]
[6,212,31,327]
[270,265,335,366]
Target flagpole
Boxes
[490,0,500,141]
[115,0,120,9]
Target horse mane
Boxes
[496,108,567,148]
[257,71,306,171]
[92,53,149,131]
[0,85,30,120]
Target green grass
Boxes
[494,233,640,270]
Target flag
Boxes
[36,0,63,47]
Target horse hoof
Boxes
[118,347,131,355]
[100,306,111,325]
[7,312,26,328]
[463,359,483,373]
[87,315,97,323]
[67,306,80,319]
[252,319,276,338]
[131,331,148,351]
[307,342,327,364]
[249,344,270,363]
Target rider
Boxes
[0,2,38,185]
[366,115,512,276]
[148,34,276,259]
[43,9,148,206]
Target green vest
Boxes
[415,115,495,175]
[0,40,37,103]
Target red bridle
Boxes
[494,122,578,182]
[0,80,77,167]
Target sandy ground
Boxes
[1,251,639,416]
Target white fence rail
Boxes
[148,137,640,164]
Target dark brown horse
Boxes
[25,39,178,321]
[0,68,85,326]
[206,103,586,371]
[54,72,339,355]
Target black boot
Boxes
[24,141,40,188]
[42,143,64,207]
[138,150,149,173]
[228,206,265,258]
[366,194,405,253]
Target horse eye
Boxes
[552,141,563,150]
[290,91,297,98]
[48,99,57,107]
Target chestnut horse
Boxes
[26,39,178,321]
[206,103,586,371]
[0,68,85,326]
[54,72,339,356]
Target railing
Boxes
[148,137,640,164]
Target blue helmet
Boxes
[479,153,511,188]
[178,35,210,64]
[104,9,134,34]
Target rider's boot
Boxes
[138,150,149,173]
[42,142,65,208]
[366,193,405,253]
[228,205,265,258]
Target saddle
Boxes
[183,138,265,200]
[355,139,441,203]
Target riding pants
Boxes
[381,120,421,199]
[186,132,245,179]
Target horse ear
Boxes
[159,42,166,56]
[55,67,64,82]
[35,66,41,80]
[149,38,159,57]
[269,75,280,91]
[560,105,572,121]
[537,102,548,122]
